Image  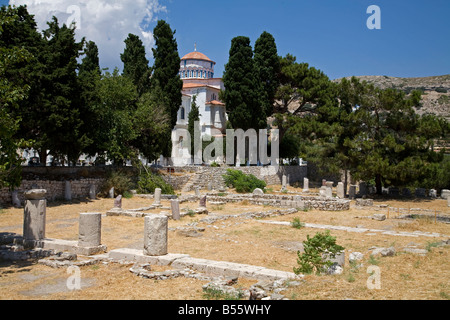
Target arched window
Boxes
[180,107,185,120]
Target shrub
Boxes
[222,169,266,193]
[291,217,305,229]
[100,170,133,197]
[294,230,345,275]
[137,170,174,195]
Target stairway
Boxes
[181,171,203,193]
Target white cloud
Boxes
[10,0,166,70]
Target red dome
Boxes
[181,51,215,64]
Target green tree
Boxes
[187,95,200,157]
[294,230,345,275]
[79,40,101,76]
[132,88,171,162]
[78,40,101,158]
[95,68,139,165]
[0,8,33,188]
[39,17,86,165]
[254,31,280,117]
[121,33,151,96]
[337,77,449,194]
[151,20,183,129]
[0,5,46,164]
[222,36,266,131]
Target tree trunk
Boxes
[375,174,382,195]
[38,149,47,166]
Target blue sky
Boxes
[2,0,449,80]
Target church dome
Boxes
[180,49,216,80]
[181,51,215,64]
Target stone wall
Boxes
[179,165,308,191]
[179,192,351,211]
[0,179,104,207]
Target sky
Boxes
[1,0,449,80]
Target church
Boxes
[170,48,228,166]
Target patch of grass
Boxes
[440,291,450,300]
[400,273,413,281]
[368,255,380,266]
[437,95,450,105]
[203,287,244,300]
[346,273,356,283]
[123,191,134,199]
[426,241,442,252]
[291,217,305,229]
[186,209,196,217]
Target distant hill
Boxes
[333,74,450,121]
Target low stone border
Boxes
[108,248,300,282]
[258,220,449,238]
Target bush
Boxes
[291,217,305,229]
[222,169,266,193]
[137,170,174,195]
[294,230,345,275]
[100,170,134,197]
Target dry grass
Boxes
[0,188,449,300]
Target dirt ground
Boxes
[0,186,449,300]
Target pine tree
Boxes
[121,34,151,96]
[222,36,266,131]
[337,77,449,193]
[254,31,280,117]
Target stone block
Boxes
[348,185,357,199]
[78,212,102,247]
[441,189,450,200]
[23,190,47,242]
[302,178,309,193]
[65,181,72,201]
[153,188,162,206]
[415,188,426,198]
[143,215,168,256]
[253,188,264,196]
[429,189,437,198]
[171,200,180,220]
[336,182,345,199]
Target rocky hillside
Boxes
[334,74,450,121]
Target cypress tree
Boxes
[150,20,183,129]
[222,36,266,131]
[254,31,280,117]
[188,95,200,156]
[121,34,151,96]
